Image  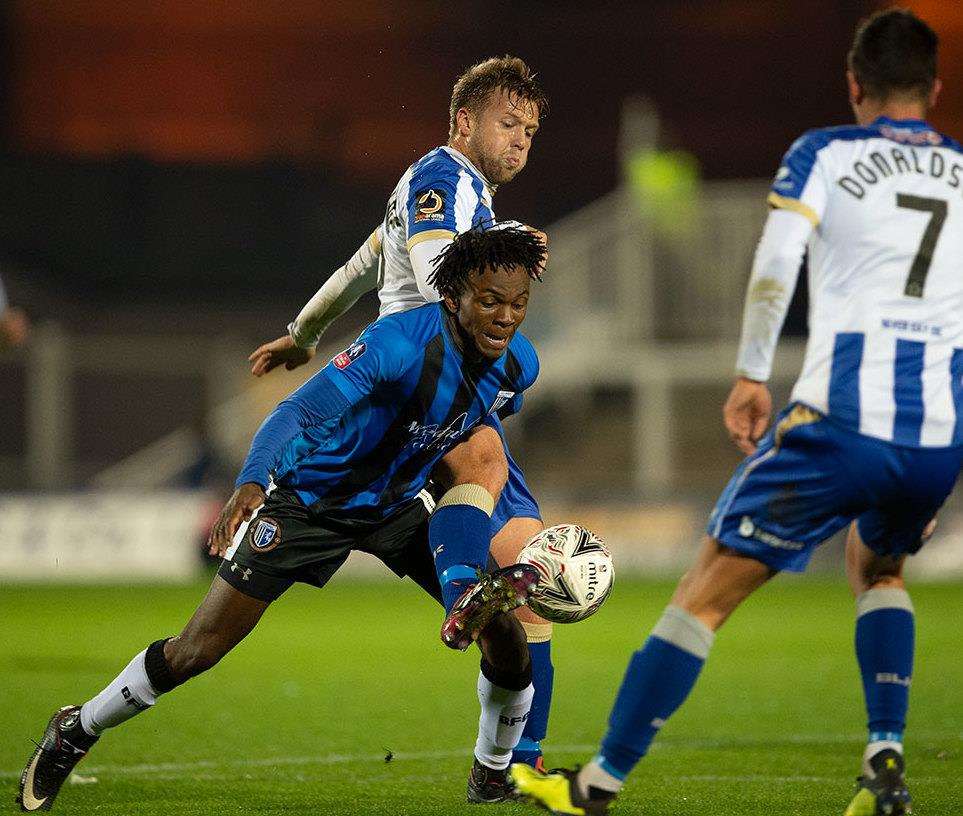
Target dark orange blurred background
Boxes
[1,1,961,318]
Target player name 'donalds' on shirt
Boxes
[833,141,963,201]
[768,117,963,448]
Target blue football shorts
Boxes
[487,415,541,536]
[708,402,963,572]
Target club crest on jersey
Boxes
[487,390,515,415]
[249,517,281,551]
[414,188,446,222]
[332,341,366,370]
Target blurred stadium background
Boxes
[2,3,963,814]
[2,0,962,581]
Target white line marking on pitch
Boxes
[2,733,957,780]
[0,747,592,780]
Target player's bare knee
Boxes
[491,516,543,567]
[856,557,906,595]
[670,537,771,631]
[439,426,508,498]
[845,525,906,595]
[513,603,549,626]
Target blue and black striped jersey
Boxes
[256,303,538,518]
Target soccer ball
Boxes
[517,524,614,623]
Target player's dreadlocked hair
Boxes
[849,9,937,101]
[449,56,548,139]
[427,224,545,301]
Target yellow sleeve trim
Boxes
[767,192,819,227]
[406,229,455,251]
[368,227,383,254]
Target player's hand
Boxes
[248,334,316,377]
[0,307,29,349]
[207,483,266,557]
[723,377,772,456]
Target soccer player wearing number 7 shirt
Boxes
[512,9,962,816]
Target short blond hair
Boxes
[448,56,548,139]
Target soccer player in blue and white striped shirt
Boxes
[249,57,556,777]
[512,10,960,816]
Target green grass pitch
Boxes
[3,574,961,815]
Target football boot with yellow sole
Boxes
[510,764,616,815]
[844,749,912,816]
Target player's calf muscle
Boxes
[670,536,773,630]
[479,613,531,674]
[164,634,229,681]
[490,516,548,626]
[845,525,906,595]
[164,576,269,682]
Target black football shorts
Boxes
[217,487,442,603]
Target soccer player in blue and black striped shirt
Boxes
[18,225,545,812]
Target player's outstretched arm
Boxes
[210,372,355,555]
[727,207,812,453]
[249,227,382,376]
[207,482,266,556]
[248,335,315,377]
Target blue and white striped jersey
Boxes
[770,117,963,447]
[379,147,495,316]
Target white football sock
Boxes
[79,649,161,736]
[473,672,534,771]
[578,759,625,795]
[862,740,903,778]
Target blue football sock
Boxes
[597,607,714,779]
[856,588,914,743]
[430,485,494,613]
[512,636,554,765]
[512,737,542,765]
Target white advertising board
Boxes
[0,492,210,581]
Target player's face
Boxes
[464,90,540,185]
[446,265,530,360]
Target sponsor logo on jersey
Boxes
[406,412,472,450]
[881,317,943,338]
[487,390,515,415]
[413,188,446,222]
[250,517,281,552]
[738,516,804,550]
[332,341,366,370]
